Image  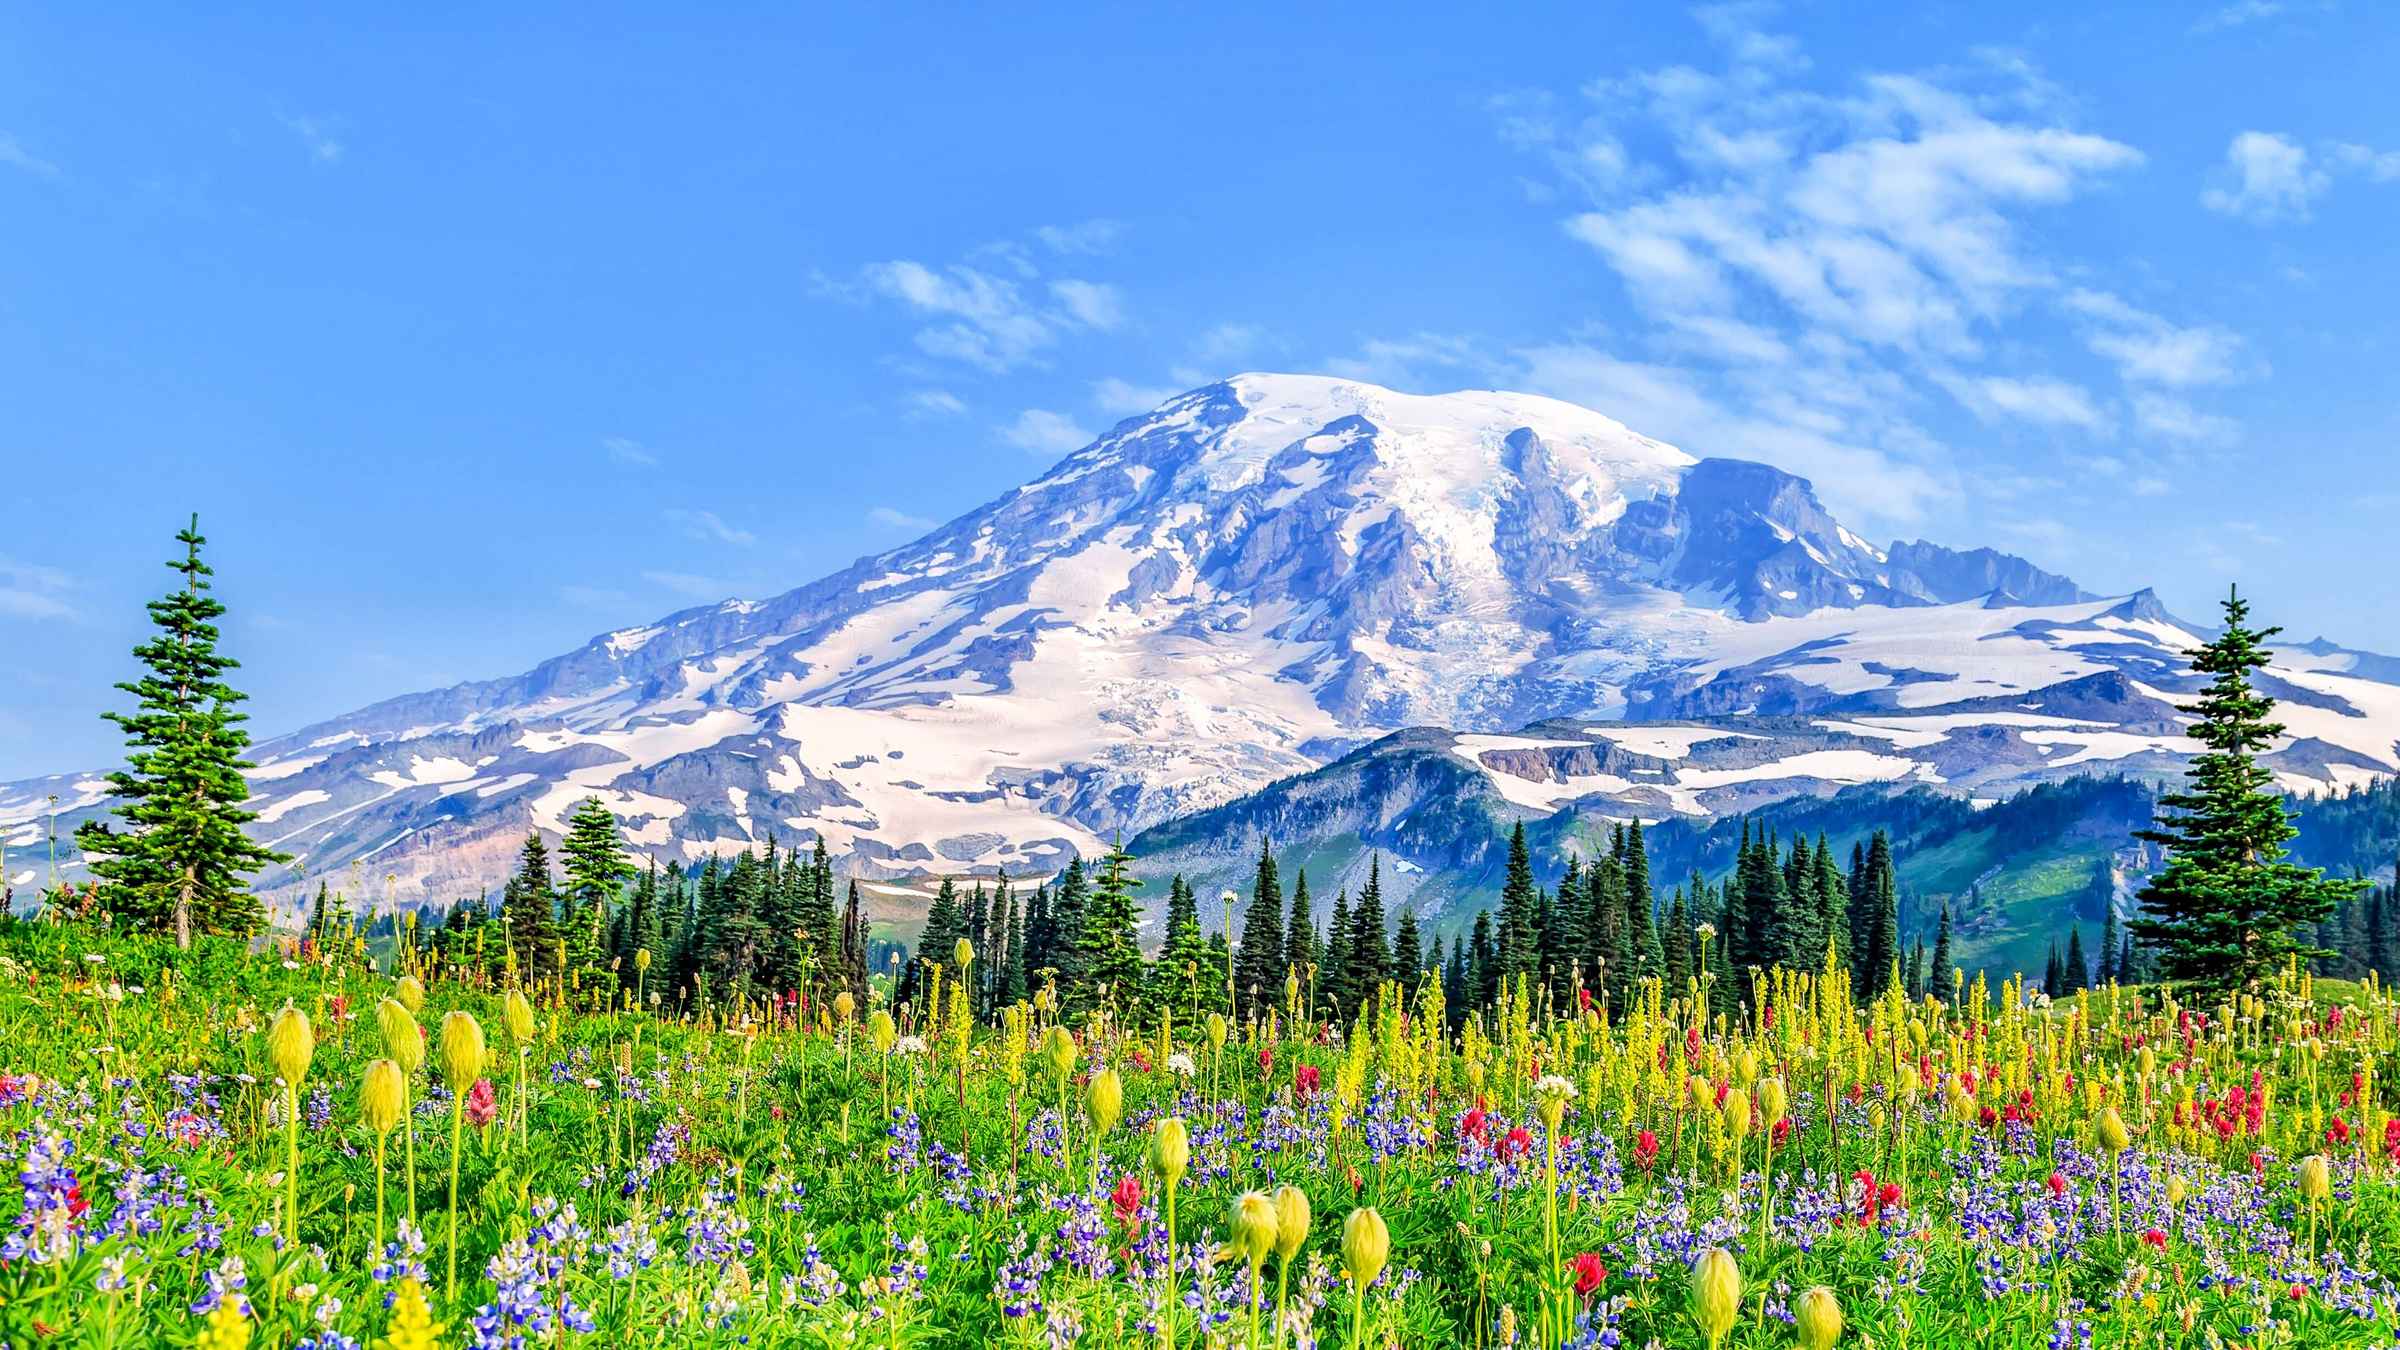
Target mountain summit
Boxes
[6,375,2392,912]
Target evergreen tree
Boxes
[2129,587,2364,994]
[1906,935,1924,998]
[1048,860,1091,991]
[1348,856,1391,1004]
[1662,887,1691,992]
[1284,869,1317,985]
[2096,904,2119,985]
[1155,874,1214,1016]
[1497,823,1539,979]
[1392,902,1424,989]
[794,837,839,983]
[75,516,288,944]
[501,831,559,984]
[2044,940,2063,998]
[308,882,330,947]
[1083,836,1145,1011]
[1468,909,1499,1010]
[1811,836,1849,971]
[2063,926,2089,992]
[1322,888,1355,1019]
[1625,822,1663,981]
[1929,899,1954,999]
[559,797,634,979]
[1860,831,1900,997]
[1235,839,1286,1019]
[906,877,964,1008]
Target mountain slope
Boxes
[6,374,2395,919]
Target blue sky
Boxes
[3,2,2396,779]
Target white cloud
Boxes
[868,505,937,531]
[0,133,57,176]
[2062,290,2248,388]
[2192,1,2287,32]
[1092,377,1180,415]
[2200,131,2327,221]
[603,436,658,467]
[641,571,743,601]
[1191,323,1268,371]
[281,113,344,165]
[1049,279,1127,331]
[2330,142,2400,182]
[662,508,756,548]
[1516,342,1953,526]
[0,557,74,621]
[1324,332,1495,389]
[2131,393,2240,446]
[1034,219,1126,254]
[862,260,1057,372]
[905,389,967,418]
[1942,373,2108,431]
[1000,409,1092,455]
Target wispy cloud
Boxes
[905,389,967,418]
[868,505,937,531]
[845,228,1135,373]
[662,508,756,548]
[0,558,75,621]
[2062,290,2250,388]
[603,436,658,467]
[2200,131,2327,221]
[1049,279,1126,331]
[641,570,743,601]
[559,584,636,611]
[999,409,1092,455]
[0,133,58,177]
[1091,377,1179,414]
[1939,373,2109,431]
[281,113,344,165]
[1034,219,1125,254]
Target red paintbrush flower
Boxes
[1568,1251,1607,1296]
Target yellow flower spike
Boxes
[373,1278,447,1350]
[1690,1247,1742,1350]
[196,1294,252,1350]
[1794,1284,1844,1350]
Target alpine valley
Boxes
[8,375,2397,973]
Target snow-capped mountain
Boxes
[5,374,2395,915]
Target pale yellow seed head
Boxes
[1231,1190,1280,1266]
[266,1005,313,1090]
[378,998,425,1074]
[1205,1012,1228,1051]
[2300,1153,2331,1203]
[1794,1284,1843,1350]
[1759,1077,1789,1129]
[1151,1116,1190,1186]
[438,1009,486,1094]
[362,1058,407,1136]
[393,975,425,1014]
[1340,1206,1390,1288]
[834,991,856,1023]
[1690,1247,1742,1348]
[1721,1086,1753,1141]
[1042,1025,1079,1083]
[868,1009,897,1054]
[634,947,652,973]
[954,937,975,969]
[2096,1106,2131,1155]
[1085,1068,1123,1138]
[1272,1182,1311,1262]
[504,989,536,1045]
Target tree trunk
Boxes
[176,866,195,950]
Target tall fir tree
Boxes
[1497,823,1539,980]
[1928,900,1954,999]
[2129,587,2363,994]
[76,516,288,944]
[1154,874,1214,1015]
[2095,904,2119,985]
[1082,836,1145,1011]
[1860,831,1900,997]
[559,797,634,980]
[1392,902,1424,989]
[1348,856,1391,1007]
[501,831,559,985]
[1235,839,1286,1019]
[1662,887,1692,992]
[1283,869,1317,984]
